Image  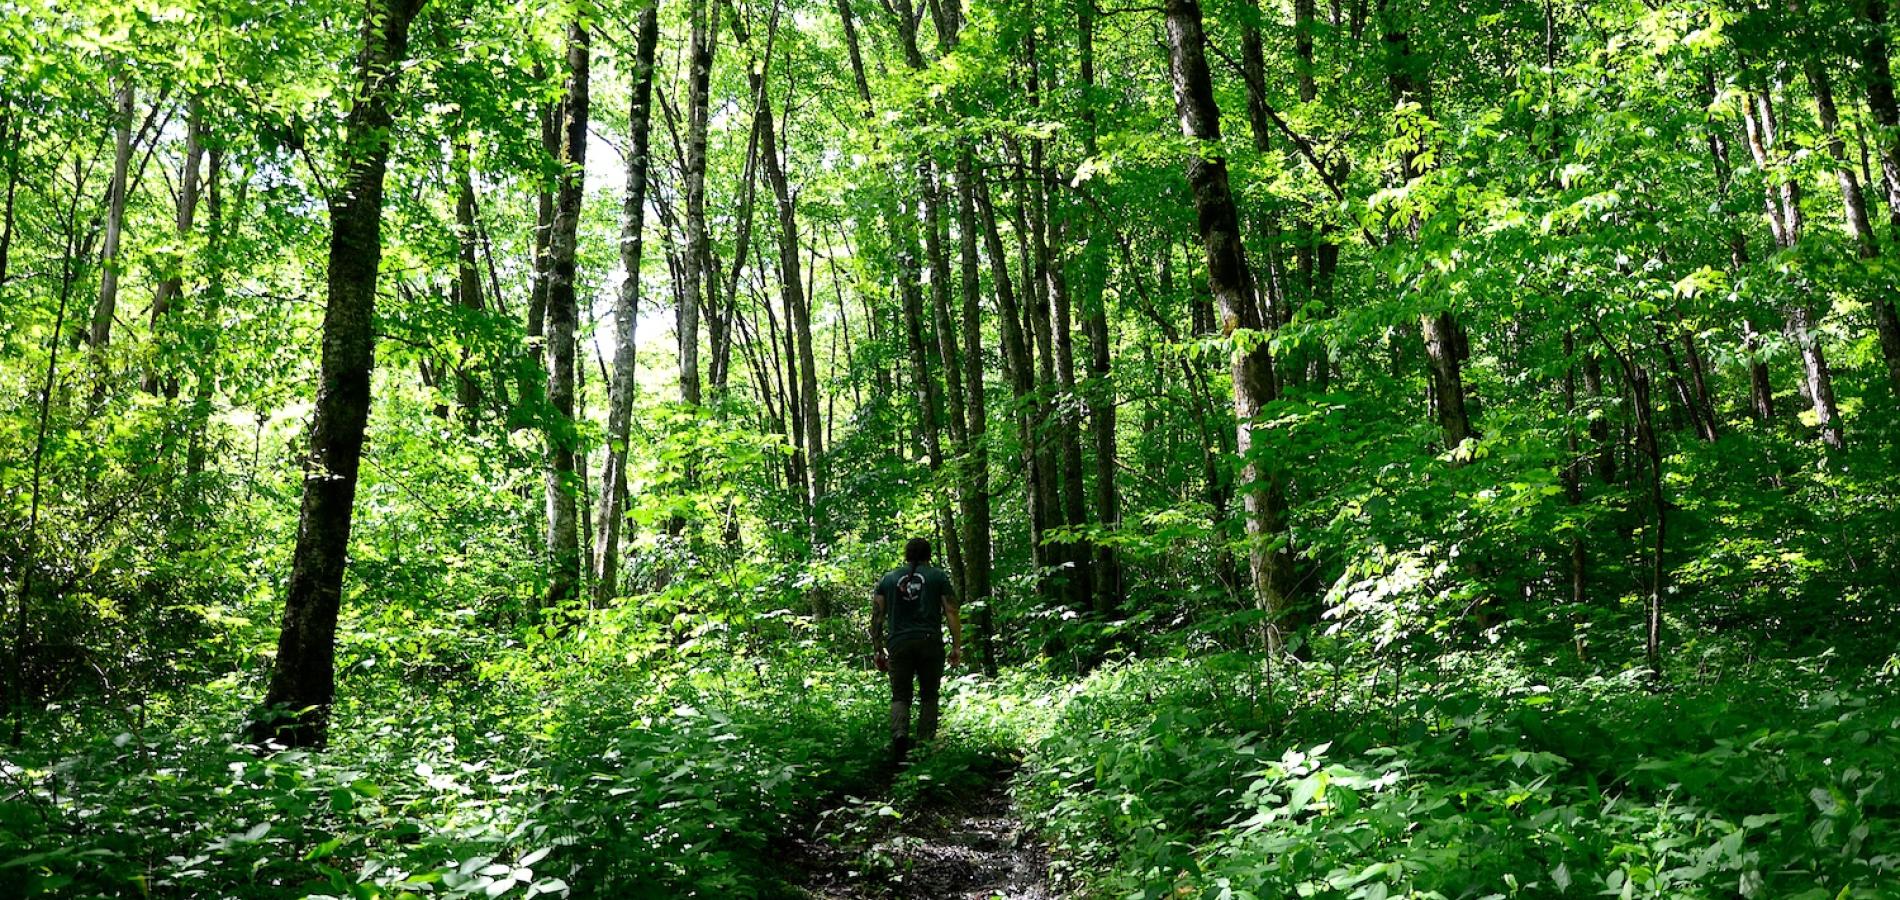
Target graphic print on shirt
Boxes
[897,566,927,620]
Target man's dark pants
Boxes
[887,637,944,742]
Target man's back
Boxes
[878,564,950,643]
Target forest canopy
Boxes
[4,0,1900,895]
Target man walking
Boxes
[871,537,964,762]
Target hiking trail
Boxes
[780,757,1055,899]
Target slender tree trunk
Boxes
[1805,52,1900,395]
[1381,1,1475,450]
[973,171,1050,601]
[757,59,824,528]
[1077,0,1122,624]
[1165,0,1294,654]
[1628,365,1665,680]
[924,163,971,609]
[452,138,485,430]
[594,2,660,604]
[1744,85,1845,448]
[89,77,136,349]
[521,80,557,422]
[1013,137,1068,607]
[679,0,717,408]
[1561,331,1587,612]
[143,101,204,397]
[1656,322,1716,442]
[1046,183,1093,617]
[252,0,429,749]
[9,166,91,744]
[542,21,590,610]
[0,98,17,291]
[185,153,229,482]
[1857,0,1900,241]
[1701,73,1777,423]
[955,150,996,675]
[900,209,960,592]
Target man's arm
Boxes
[870,593,887,659]
[943,592,964,668]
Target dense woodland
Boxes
[5,0,1900,895]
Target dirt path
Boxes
[777,758,1056,899]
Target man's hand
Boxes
[948,646,963,669]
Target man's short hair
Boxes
[904,537,931,564]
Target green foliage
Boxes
[1020,653,1900,899]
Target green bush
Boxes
[1018,654,1900,899]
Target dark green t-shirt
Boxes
[878,564,953,644]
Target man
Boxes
[871,537,964,762]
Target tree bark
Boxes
[973,170,1050,599]
[594,2,659,604]
[1743,85,1845,448]
[1381,1,1475,450]
[88,77,136,349]
[1077,0,1122,624]
[1804,51,1900,396]
[755,40,824,528]
[0,97,17,291]
[1165,0,1295,654]
[452,138,485,430]
[542,20,590,610]
[252,0,429,749]
[143,100,204,397]
[679,0,718,407]
[184,152,229,482]
[954,150,996,675]
[1702,69,1776,423]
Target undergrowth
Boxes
[1016,652,1900,899]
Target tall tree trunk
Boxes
[521,80,558,424]
[9,161,92,743]
[1854,0,1900,242]
[1012,138,1067,608]
[542,21,590,610]
[1077,0,1122,624]
[756,55,824,530]
[184,152,230,482]
[1702,69,1777,422]
[89,77,136,349]
[973,171,1050,601]
[1804,51,1900,395]
[1743,84,1845,448]
[0,97,17,291]
[1561,331,1587,613]
[679,0,718,407]
[143,100,204,398]
[1627,364,1666,680]
[452,138,485,430]
[924,163,971,609]
[834,0,874,110]
[1380,1,1475,450]
[1165,0,1295,653]
[251,0,429,749]
[954,150,996,675]
[594,2,660,604]
[900,209,960,595]
[1046,183,1093,617]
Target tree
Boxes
[1163,0,1294,653]
[594,0,661,604]
[542,17,590,610]
[252,0,432,748]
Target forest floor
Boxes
[777,751,1055,900]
